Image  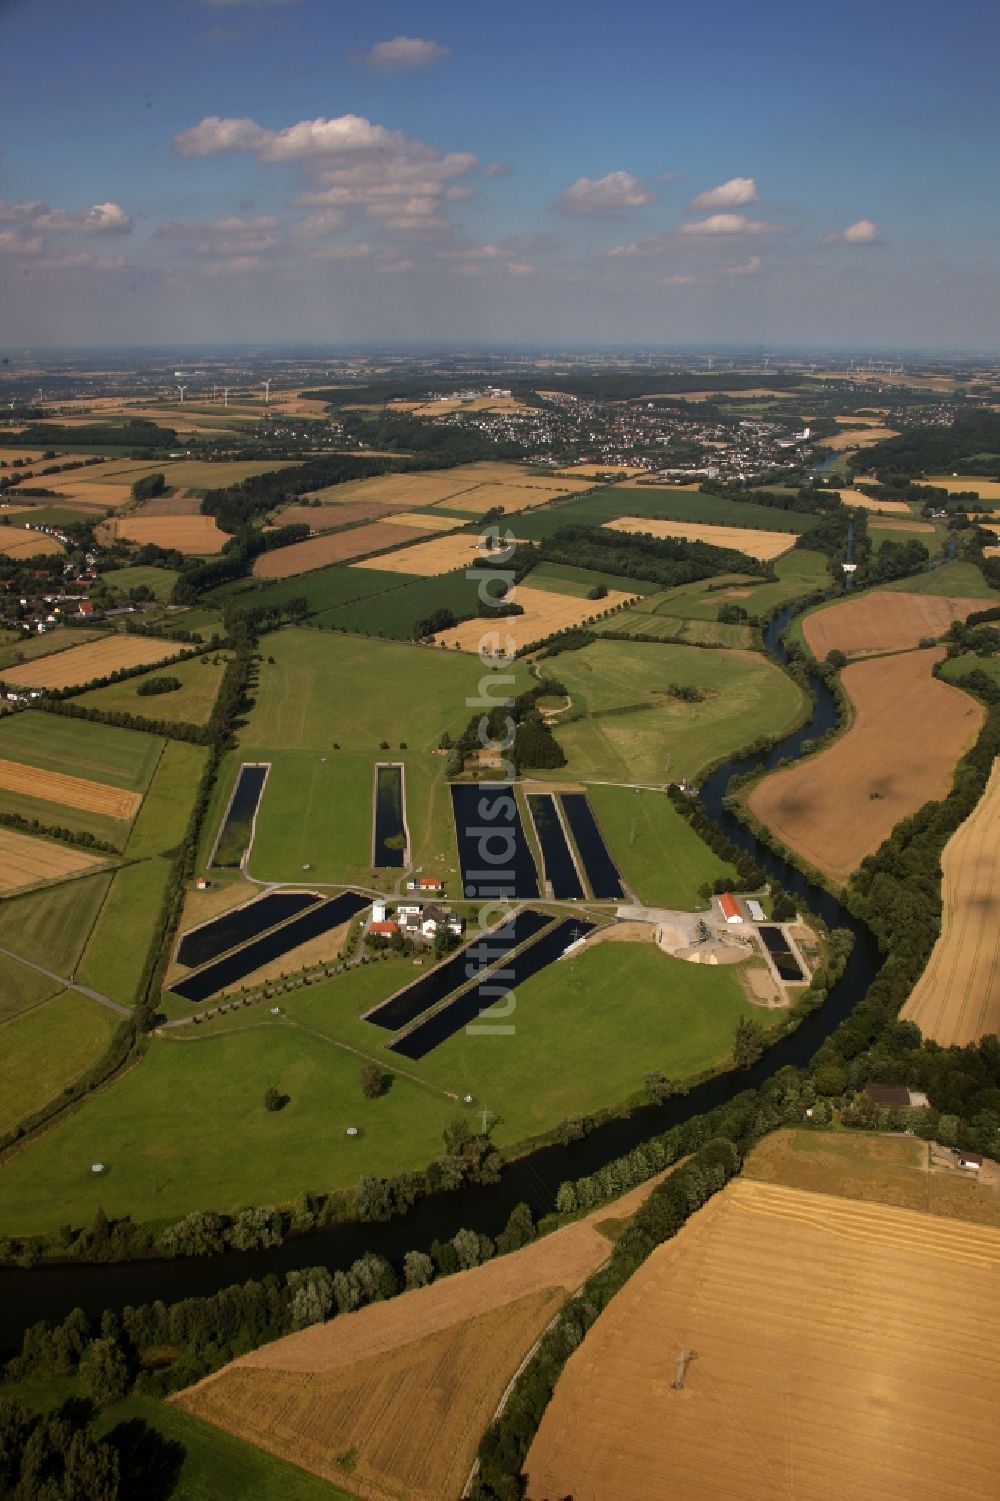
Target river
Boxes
[0,606,882,1353]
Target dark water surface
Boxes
[560,793,625,899]
[0,606,884,1352]
[175,893,320,970]
[373,764,406,868]
[527,793,584,899]
[450,783,540,898]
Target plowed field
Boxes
[748,649,984,883]
[526,1177,1000,1501]
[253,521,435,579]
[0,759,140,820]
[0,829,107,893]
[430,583,635,652]
[175,1175,666,1501]
[803,590,986,658]
[604,515,797,561]
[2,635,183,690]
[902,758,1000,1045]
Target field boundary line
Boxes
[0,942,129,1017]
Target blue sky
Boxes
[1,0,998,348]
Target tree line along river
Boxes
[0,606,883,1354]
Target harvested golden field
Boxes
[414,394,533,415]
[0,829,108,893]
[604,514,797,561]
[351,531,494,577]
[926,475,1000,501]
[175,1176,665,1501]
[434,482,567,514]
[386,510,458,531]
[0,532,64,559]
[131,491,203,517]
[902,759,1000,1046]
[556,463,650,477]
[746,1128,1000,1229]
[830,488,913,514]
[526,1176,1000,1501]
[803,589,986,658]
[748,648,984,883]
[254,521,434,579]
[2,635,184,690]
[868,515,936,532]
[308,471,481,507]
[275,500,402,531]
[457,461,596,492]
[430,584,636,653]
[48,484,133,509]
[818,425,899,449]
[0,758,140,820]
[111,516,227,555]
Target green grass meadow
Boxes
[513,485,820,540]
[0,870,114,973]
[882,559,996,598]
[587,784,736,908]
[532,638,806,784]
[0,989,117,1134]
[0,712,163,791]
[100,564,180,600]
[76,858,173,1006]
[0,952,60,1022]
[77,652,231,726]
[0,935,775,1234]
[218,628,531,884]
[939,652,1000,688]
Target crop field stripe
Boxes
[388,917,596,1060]
[559,793,625,899]
[526,793,585,899]
[170,891,369,1003]
[0,757,141,821]
[363,907,554,1032]
[175,891,322,969]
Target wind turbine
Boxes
[261,379,271,405]
[223,387,229,408]
[176,384,187,404]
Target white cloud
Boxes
[175,113,401,161]
[360,36,450,71]
[824,218,881,244]
[0,198,132,234]
[722,254,762,274]
[679,213,788,236]
[197,255,268,275]
[555,171,654,216]
[0,227,45,255]
[158,214,279,239]
[483,162,513,178]
[662,274,698,285]
[289,209,350,239]
[309,242,373,262]
[379,257,414,274]
[504,261,535,276]
[689,177,758,210]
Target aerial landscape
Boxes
[0,1,998,1498]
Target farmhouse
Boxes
[718,892,743,925]
[862,1084,930,1110]
[406,877,444,893]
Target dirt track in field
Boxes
[0,758,140,820]
[173,1174,666,1501]
[526,1176,1000,1501]
[430,584,636,652]
[253,521,437,578]
[748,648,984,884]
[902,758,1000,1046]
[604,515,797,561]
[2,635,183,690]
[0,828,107,892]
[803,589,987,658]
